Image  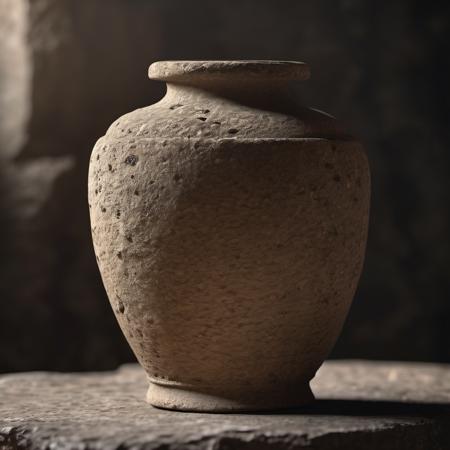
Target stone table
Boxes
[1,361,449,449]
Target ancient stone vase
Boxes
[88,60,370,412]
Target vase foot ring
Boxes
[147,381,314,413]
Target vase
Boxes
[88,60,370,412]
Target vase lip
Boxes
[148,60,310,83]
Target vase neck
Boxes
[166,81,300,112]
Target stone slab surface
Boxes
[0,360,449,449]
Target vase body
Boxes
[88,61,370,412]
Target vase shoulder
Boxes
[106,60,350,141]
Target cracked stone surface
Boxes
[1,360,449,449]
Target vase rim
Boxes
[148,60,310,83]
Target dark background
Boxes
[0,0,449,372]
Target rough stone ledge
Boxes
[1,360,449,449]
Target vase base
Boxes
[146,381,315,413]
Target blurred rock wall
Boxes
[0,0,449,371]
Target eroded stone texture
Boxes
[0,361,449,449]
[89,60,371,411]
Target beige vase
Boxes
[88,60,370,412]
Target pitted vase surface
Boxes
[88,60,370,412]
